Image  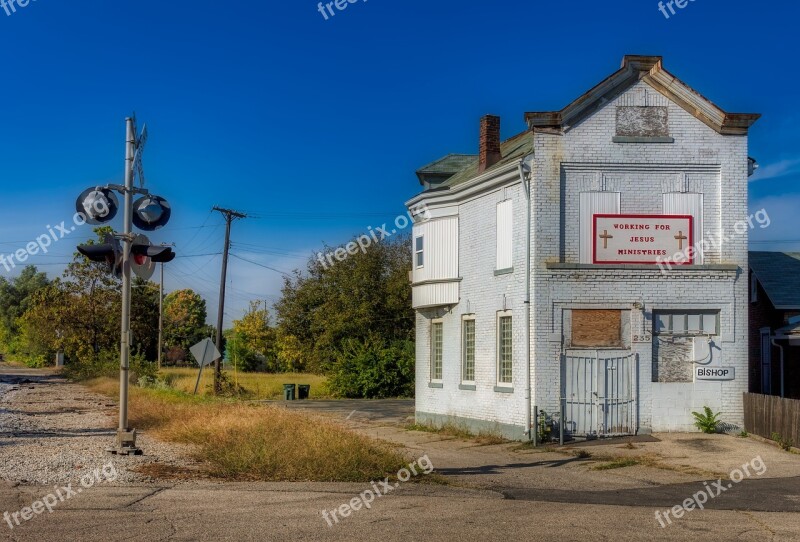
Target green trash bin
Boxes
[297,385,311,400]
[283,384,296,401]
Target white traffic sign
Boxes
[695,366,735,381]
[190,338,221,367]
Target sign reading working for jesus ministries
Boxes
[593,214,694,265]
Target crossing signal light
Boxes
[75,187,120,225]
[132,196,172,231]
[77,235,122,278]
[131,243,176,263]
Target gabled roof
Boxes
[525,55,760,135]
[750,252,800,310]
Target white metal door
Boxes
[562,353,638,438]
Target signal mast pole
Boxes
[115,117,138,454]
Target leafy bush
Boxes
[138,373,177,391]
[130,353,158,382]
[692,406,722,434]
[23,353,48,368]
[538,410,555,443]
[772,432,794,451]
[205,370,253,399]
[327,338,414,399]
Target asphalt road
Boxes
[1,481,798,541]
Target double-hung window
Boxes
[415,236,424,268]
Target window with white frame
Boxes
[497,312,513,385]
[496,200,513,271]
[654,310,719,336]
[462,317,476,383]
[415,236,424,268]
[431,320,443,381]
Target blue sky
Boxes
[0,0,797,326]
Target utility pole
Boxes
[212,206,247,394]
[157,261,164,370]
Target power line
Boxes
[229,253,293,277]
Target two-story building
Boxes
[406,55,760,440]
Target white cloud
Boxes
[749,158,800,182]
[749,194,800,252]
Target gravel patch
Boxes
[0,370,202,485]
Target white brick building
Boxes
[406,56,760,440]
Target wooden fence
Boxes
[743,393,800,446]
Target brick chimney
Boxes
[479,115,502,173]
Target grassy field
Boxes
[85,377,409,481]
[160,367,330,400]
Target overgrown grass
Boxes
[406,421,508,445]
[160,368,330,400]
[86,377,408,482]
[592,457,640,470]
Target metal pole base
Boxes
[107,429,143,456]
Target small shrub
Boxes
[130,354,158,382]
[24,354,48,368]
[206,370,253,399]
[692,406,722,434]
[537,410,555,443]
[772,432,794,451]
[138,375,175,391]
[593,458,639,470]
[738,431,749,438]
[575,449,592,459]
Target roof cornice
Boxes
[405,160,522,209]
[525,55,760,135]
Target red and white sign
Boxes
[593,214,693,265]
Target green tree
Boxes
[274,234,415,393]
[0,266,50,356]
[163,289,209,359]
[9,229,167,371]
[19,229,122,367]
[131,276,160,361]
[229,301,276,372]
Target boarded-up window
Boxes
[496,200,513,271]
[616,106,669,137]
[571,310,622,347]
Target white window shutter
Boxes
[580,192,621,264]
[496,200,513,270]
[663,193,704,264]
